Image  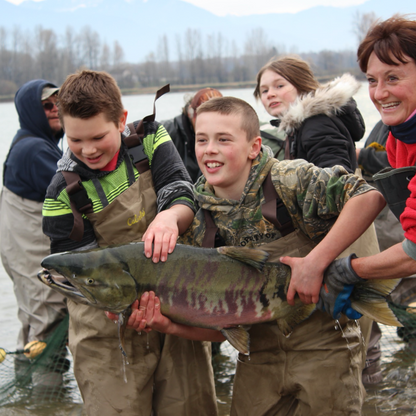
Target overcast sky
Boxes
[6,0,368,16]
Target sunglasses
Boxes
[42,102,58,111]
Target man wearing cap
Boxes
[0,80,67,380]
[162,88,223,183]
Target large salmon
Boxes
[38,242,401,355]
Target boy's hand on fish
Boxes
[105,300,150,332]
[280,255,325,305]
[142,210,180,263]
[137,291,173,334]
[316,254,363,320]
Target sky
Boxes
[5,0,369,16]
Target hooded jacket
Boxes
[273,74,365,173]
[162,113,202,183]
[3,79,64,202]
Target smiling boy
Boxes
[42,70,218,416]
[129,96,385,415]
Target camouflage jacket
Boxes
[179,147,374,247]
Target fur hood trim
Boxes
[278,73,361,133]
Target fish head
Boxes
[38,247,139,314]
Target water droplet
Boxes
[122,355,128,383]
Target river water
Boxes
[2,85,414,415]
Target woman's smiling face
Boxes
[366,52,416,126]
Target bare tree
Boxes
[100,42,111,71]
[78,26,101,69]
[34,26,59,82]
[175,33,185,84]
[243,28,274,79]
[157,34,171,82]
[352,11,378,45]
[113,40,124,68]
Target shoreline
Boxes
[0,72,365,103]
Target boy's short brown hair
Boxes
[196,96,260,141]
[58,70,124,127]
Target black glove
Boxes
[316,254,364,320]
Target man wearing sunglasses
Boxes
[0,80,67,386]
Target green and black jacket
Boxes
[43,120,195,254]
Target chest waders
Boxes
[61,85,218,416]
[203,170,368,416]
[373,166,416,221]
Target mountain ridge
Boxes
[1,0,414,63]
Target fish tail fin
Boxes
[351,279,403,327]
[217,246,269,271]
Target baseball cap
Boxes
[41,87,59,101]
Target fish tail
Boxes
[351,279,402,327]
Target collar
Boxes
[391,111,416,144]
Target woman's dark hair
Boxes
[357,14,416,73]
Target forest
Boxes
[0,12,376,97]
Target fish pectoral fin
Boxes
[276,301,316,336]
[217,246,269,271]
[221,326,251,355]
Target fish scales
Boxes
[38,242,403,355]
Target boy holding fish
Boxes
[126,96,386,415]
[41,70,218,416]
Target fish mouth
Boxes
[37,269,87,301]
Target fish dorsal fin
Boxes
[217,246,269,271]
[221,326,251,355]
[275,301,316,336]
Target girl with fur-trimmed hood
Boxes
[254,56,365,173]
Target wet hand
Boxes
[280,255,324,306]
[138,291,173,334]
[105,300,149,332]
[142,210,179,263]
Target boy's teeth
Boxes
[207,162,221,168]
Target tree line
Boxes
[0,13,377,97]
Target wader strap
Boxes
[373,166,416,221]
[201,172,295,247]
[261,172,295,236]
[202,209,218,248]
[124,84,170,174]
[62,171,93,242]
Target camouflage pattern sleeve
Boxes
[271,159,375,240]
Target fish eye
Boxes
[87,278,94,285]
